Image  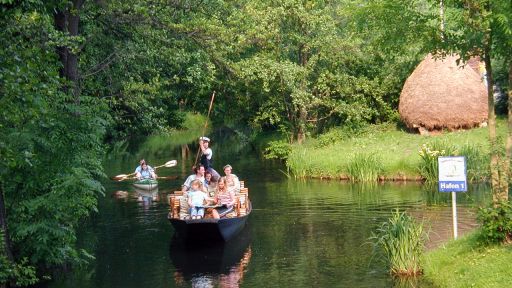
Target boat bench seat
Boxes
[169,182,249,219]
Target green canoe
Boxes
[133,178,158,191]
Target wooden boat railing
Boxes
[169,181,249,219]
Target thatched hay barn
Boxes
[399,54,488,134]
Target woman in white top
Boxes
[223,164,240,195]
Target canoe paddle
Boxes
[112,160,178,181]
[115,175,179,181]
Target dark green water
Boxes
[44,134,491,288]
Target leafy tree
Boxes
[223,0,405,143]
[0,0,105,283]
[435,0,511,202]
[79,0,225,140]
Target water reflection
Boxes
[111,187,160,203]
[169,228,252,287]
[134,187,159,202]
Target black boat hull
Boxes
[169,202,251,242]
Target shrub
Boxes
[315,125,370,148]
[264,140,292,161]
[315,129,345,148]
[0,231,37,286]
[477,201,512,244]
[370,210,428,276]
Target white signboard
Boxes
[438,156,467,239]
[438,156,467,192]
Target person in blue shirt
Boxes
[187,179,213,219]
[134,159,146,174]
[135,159,156,180]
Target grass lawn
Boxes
[287,119,507,179]
[423,231,512,287]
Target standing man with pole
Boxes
[199,136,220,181]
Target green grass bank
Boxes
[423,231,512,287]
[286,119,507,180]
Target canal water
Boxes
[44,133,491,288]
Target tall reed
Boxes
[418,142,488,183]
[417,142,457,182]
[346,153,383,182]
[286,148,309,178]
[458,143,489,182]
[371,210,428,276]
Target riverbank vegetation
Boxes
[424,231,512,287]
[1,0,511,286]
[282,120,505,181]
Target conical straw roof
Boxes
[399,54,487,132]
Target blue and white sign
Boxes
[438,156,467,192]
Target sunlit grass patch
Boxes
[423,231,512,287]
[287,146,341,178]
[285,119,505,181]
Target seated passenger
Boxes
[205,171,217,198]
[212,177,236,219]
[187,179,213,220]
[223,164,240,195]
[182,165,207,194]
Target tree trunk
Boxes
[54,9,68,79]
[54,0,85,104]
[295,43,308,145]
[504,61,512,202]
[483,33,506,203]
[439,0,445,40]
[0,185,14,262]
[296,107,307,144]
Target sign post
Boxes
[438,156,467,239]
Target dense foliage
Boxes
[75,0,428,141]
[0,0,105,284]
[0,0,510,285]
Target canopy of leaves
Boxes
[0,0,105,277]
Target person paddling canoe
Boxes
[135,159,157,180]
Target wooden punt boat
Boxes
[133,178,158,191]
[168,181,251,242]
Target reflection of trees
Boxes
[219,247,252,288]
[181,144,190,171]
